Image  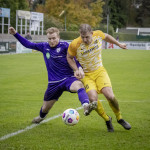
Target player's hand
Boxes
[119,43,127,49]
[74,67,85,80]
[9,27,16,35]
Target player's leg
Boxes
[32,100,56,123]
[82,73,110,121]
[87,89,109,120]
[102,87,131,130]
[85,67,115,132]
[87,89,114,132]
[96,67,121,121]
[81,72,114,132]
[101,87,121,119]
[32,82,63,124]
[69,80,88,104]
[98,67,131,130]
[67,78,97,115]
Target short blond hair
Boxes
[79,24,92,34]
[46,27,60,36]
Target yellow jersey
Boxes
[68,30,105,72]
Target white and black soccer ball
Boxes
[62,108,80,126]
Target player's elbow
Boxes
[67,52,73,62]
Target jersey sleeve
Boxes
[96,30,105,40]
[68,40,77,57]
[14,33,44,52]
[64,41,69,50]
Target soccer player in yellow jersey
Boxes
[67,24,131,132]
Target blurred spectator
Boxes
[25,32,32,40]
[116,36,119,41]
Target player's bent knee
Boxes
[87,90,98,102]
[88,95,98,102]
[70,80,84,91]
[106,95,115,101]
[76,81,84,89]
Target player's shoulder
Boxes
[70,37,82,47]
[33,41,45,44]
[93,30,105,39]
[59,40,69,48]
[72,36,81,43]
[41,42,50,48]
[35,42,47,47]
[93,30,104,36]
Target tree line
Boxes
[0,0,149,32]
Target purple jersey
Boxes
[14,33,74,82]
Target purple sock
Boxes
[77,88,89,105]
[40,107,47,118]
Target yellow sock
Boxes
[95,100,109,121]
[108,98,122,121]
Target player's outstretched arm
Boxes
[104,33,127,49]
[9,27,41,51]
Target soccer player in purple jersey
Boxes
[9,27,97,123]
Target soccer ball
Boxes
[62,108,80,126]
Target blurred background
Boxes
[0,0,150,53]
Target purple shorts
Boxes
[44,77,78,101]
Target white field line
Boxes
[0,106,83,141]
[103,100,150,103]
[0,100,149,141]
[0,52,39,55]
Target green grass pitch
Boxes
[0,49,150,150]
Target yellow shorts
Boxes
[81,66,112,94]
